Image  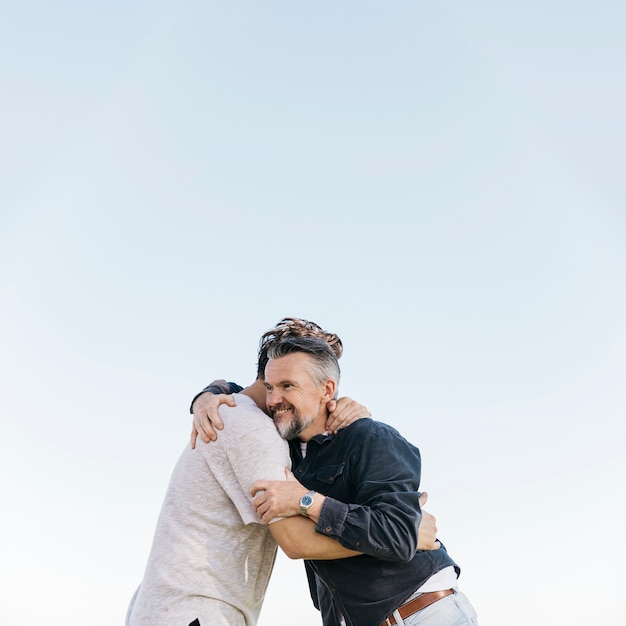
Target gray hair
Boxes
[266,336,341,395]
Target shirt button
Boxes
[325,527,332,533]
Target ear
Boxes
[322,379,337,402]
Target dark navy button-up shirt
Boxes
[289,418,460,626]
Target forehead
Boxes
[265,352,314,384]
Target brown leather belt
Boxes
[380,589,454,626]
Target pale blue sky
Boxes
[1,2,624,625]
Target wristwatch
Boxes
[299,490,316,517]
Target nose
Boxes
[266,387,281,408]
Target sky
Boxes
[1,1,625,624]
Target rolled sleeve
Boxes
[316,496,349,538]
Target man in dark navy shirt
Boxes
[251,336,479,626]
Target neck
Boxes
[298,413,330,443]
[241,378,269,414]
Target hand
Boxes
[417,492,440,551]
[325,396,371,434]
[190,392,237,448]
[251,470,309,524]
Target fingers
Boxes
[250,481,267,497]
[255,500,271,524]
[418,491,428,507]
[251,485,275,524]
[250,480,305,521]
[190,424,199,449]
[326,397,370,434]
[251,490,268,523]
[192,394,237,441]
[202,408,224,433]
[325,399,349,434]
[219,394,238,412]
[417,498,439,551]
[195,414,217,443]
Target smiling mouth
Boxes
[272,407,292,418]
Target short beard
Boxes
[274,412,315,441]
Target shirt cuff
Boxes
[315,495,349,540]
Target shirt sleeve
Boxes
[208,418,290,526]
[315,424,423,562]
[225,428,290,525]
[188,380,244,413]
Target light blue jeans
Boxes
[392,590,478,626]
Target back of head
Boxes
[266,336,341,390]
[256,317,343,378]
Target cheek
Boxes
[305,395,325,415]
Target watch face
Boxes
[301,495,313,507]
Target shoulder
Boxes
[341,418,419,453]
[196,397,288,461]
[343,417,402,438]
[218,394,268,426]
[202,395,280,445]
